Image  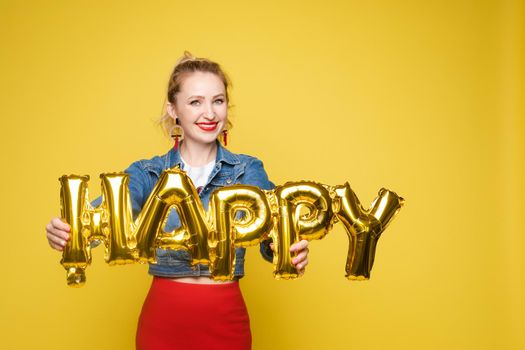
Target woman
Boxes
[45,52,309,349]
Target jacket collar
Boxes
[165,140,240,170]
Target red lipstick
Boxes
[196,122,218,132]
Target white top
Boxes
[180,155,215,192]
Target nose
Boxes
[203,102,216,120]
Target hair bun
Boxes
[175,51,199,66]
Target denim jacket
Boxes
[93,141,275,278]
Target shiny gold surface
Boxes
[134,169,212,264]
[100,173,136,265]
[59,175,91,287]
[208,185,272,280]
[272,182,333,279]
[58,169,403,286]
[333,183,404,280]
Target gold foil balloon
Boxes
[58,167,404,286]
[134,168,212,265]
[59,175,92,287]
[58,168,214,285]
[272,182,333,279]
[208,185,272,280]
[100,173,136,265]
[332,183,405,280]
[59,173,138,286]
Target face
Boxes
[168,71,228,147]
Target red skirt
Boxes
[136,277,251,350]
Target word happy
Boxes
[59,168,404,287]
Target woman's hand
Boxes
[46,217,70,251]
[270,240,310,276]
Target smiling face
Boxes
[168,71,228,147]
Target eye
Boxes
[214,99,225,105]
[190,100,200,106]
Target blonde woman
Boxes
[45,52,309,350]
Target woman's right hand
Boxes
[46,217,70,251]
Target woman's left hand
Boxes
[270,240,309,276]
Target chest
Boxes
[163,162,245,231]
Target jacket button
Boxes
[226,178,232,184]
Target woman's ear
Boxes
[167,102,177,120]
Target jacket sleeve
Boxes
[123,161,153,220]
[88,161,153,248]
[90,161,151,218]
[241,157,275,263]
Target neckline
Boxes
[180,155,215,169]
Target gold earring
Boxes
[171,120,184,151]
[221,128,228,146]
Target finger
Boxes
[47,231,68,248]
[48,237,64,251]
[47,224,70,241]
[295,258,308,271]
[292,251,309,265]
[48,240,64,251]
[47,233,67,248]
[52,217,71,232]
[289,239,308,252]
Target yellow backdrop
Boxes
[1,0,523,349]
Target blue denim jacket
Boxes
[94,141,275,278]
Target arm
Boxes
[90,161,152,220]
[88,162,152,248]
[46,161,153,251]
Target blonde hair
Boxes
[159,51,233,137]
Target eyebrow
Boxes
[187,93,225,100]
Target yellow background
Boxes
[1,0,523,349]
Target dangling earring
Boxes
[222,129,228,146]
[171,119,184,151]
